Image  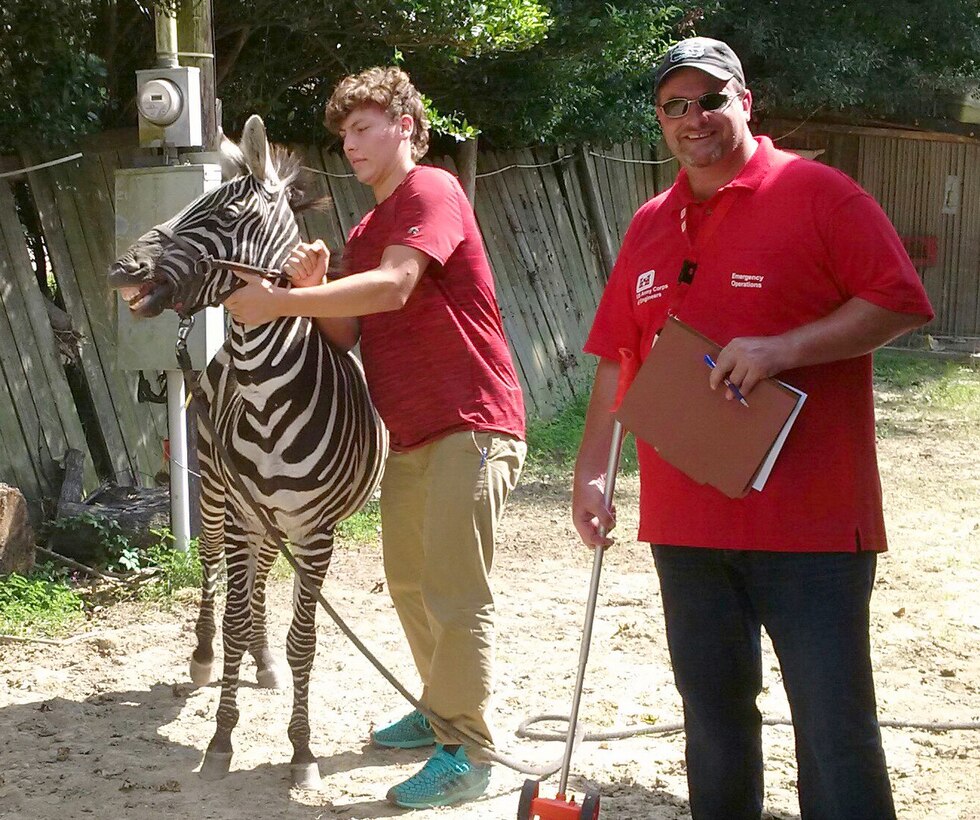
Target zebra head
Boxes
[108,114,314,319]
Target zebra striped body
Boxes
[107,115,387,788]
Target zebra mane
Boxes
[272,145,331,214]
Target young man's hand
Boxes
[224,271,283,325]
[284,239,330,287]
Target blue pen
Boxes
[703,354,750,407]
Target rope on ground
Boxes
[517,713,980,743]
[0,630,103,647]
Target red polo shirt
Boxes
[586,137,933,551]
[342,165,526,451]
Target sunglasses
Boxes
[657,91,740,119]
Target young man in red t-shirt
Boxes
[225,67,526,809]
[573,38,933,819]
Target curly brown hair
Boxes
[324,66,430,161]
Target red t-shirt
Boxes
[342,165,526,451]
[586,137,934,552]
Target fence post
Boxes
[574,144,616,279]
[457,136,478,205]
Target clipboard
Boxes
[614,316,806,499]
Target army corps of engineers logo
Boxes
[635,269,668,305]
[671,42,706,63]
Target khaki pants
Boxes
[380,430,526,757]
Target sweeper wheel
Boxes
[517,779,539,819]
[579,790,601,819]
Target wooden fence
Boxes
[0,133,668,516]
[2,121,975,518]
[761,118,980,338]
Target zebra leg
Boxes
[190,531,222,686]
[249,545,287,689]
[190,347,229,686]
[190,450,225,685]
[285,537,333,790]
[200,525,254,781]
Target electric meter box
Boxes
[136,66,203,148]
[115,164,225,371]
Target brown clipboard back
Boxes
[614,316,804,499]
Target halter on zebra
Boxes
[107,115,388,789]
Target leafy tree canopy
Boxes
[0,1,107,152]
[701,0,980,124]
[3,1,980,155]
[0,0,677,152]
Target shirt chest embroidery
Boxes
[635,269,669,305]
[731,271,765,289]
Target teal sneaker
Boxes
[386,745,491,809]
[372,709,436,749]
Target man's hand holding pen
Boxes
[708,335,793,400]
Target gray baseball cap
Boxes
[653,37,745,94]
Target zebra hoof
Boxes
[256,665,288,690]
[291,762,321,790]
[199,750,233,781]
[189,657,214,687]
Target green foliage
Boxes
[0,0,675,152]
[9,1,980,157]
[421,94,480,142]
[412,1,681,147]
[45,515,202,598]
[212,0,551,144]
[525,394,639,479]
[700,0,980,123]
[0,570,85,637]
[138,535,203,598]
[46,512,135,572]
[0,0,108,152]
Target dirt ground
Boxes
[2,382,979,820]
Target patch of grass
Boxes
[525,394,638,479]
[267,501,382,581]
[335,498,381,546]
[874,350,980,417]
[0,568,86,637]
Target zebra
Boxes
[107,114,388,789]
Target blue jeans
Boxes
[652,546,895,820]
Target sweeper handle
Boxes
[555,418,623,797]
[518,420,623,819]
[518,420,624,819]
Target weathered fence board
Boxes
[475,153,564,414]
[25,149,165,487]
[0,185,96,488]
[482,150,576,410]
[294,147,348,252]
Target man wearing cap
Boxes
[572,36,933,819]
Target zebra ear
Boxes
[240,114,281,187]
[218,130,248,180]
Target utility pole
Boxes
[178,0,219,149]
[118,0,224,550]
